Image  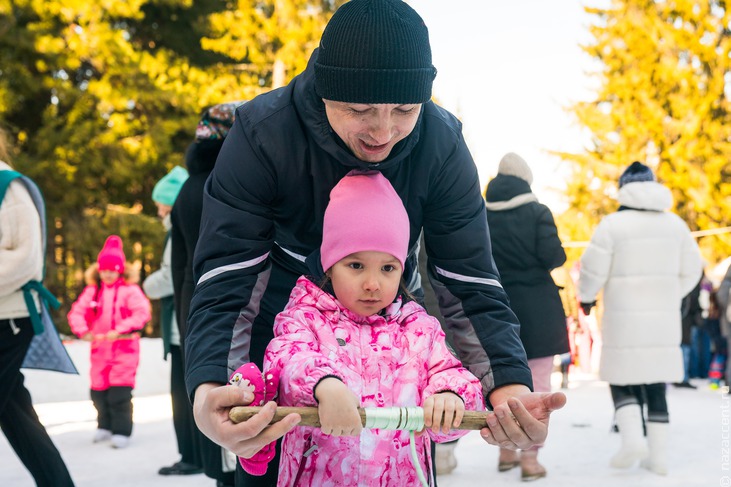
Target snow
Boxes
[1,338,722,486]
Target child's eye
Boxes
[348,262,364,270]
[382,265,395,272]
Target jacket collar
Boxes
[484,174,537,211]
[616,181,672,211]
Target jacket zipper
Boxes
[291,434,316,486]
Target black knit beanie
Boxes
[315,0,437,104]
[619,161,656,188]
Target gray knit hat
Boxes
[498,152,534,185]
[314,0,437,104]
[619,161,655,188]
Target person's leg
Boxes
[159,345,203,474]
[519,357,552,480]
[698,327,712,378]
[674,344,695,387]
[642,383,669,475]
[0,318,74,486]
[107,386,133,447]
[90,388,112,440]
[609,384,648,468]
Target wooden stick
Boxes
[229,406,491,431]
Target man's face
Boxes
[323,100,421,163]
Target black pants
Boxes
[170,344,202,466]
[0,317,74,486]
[610,383,669,424]
[173,346,235,485]
[90,386,133,436]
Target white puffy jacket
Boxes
[579,181,703,385]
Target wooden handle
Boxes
[229,406,490,431]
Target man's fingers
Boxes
[233,403,300,458]
[211,384,254,409]
[507,399,547,448]
[544,391,567,412]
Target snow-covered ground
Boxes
[1,339,722,486]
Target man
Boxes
[579,161,703,475]
[186,1,566,484]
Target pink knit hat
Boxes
[97,235,126,272]
[321,171,410,271]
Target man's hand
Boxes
[193,382,300,459]
[481,384,566,450]
[314,377,362,437]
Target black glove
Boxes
[580,301,596,316]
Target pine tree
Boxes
[559,0,731,263]
[0,0,343,332]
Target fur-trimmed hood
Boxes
[84,263,141,286]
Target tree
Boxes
[558,0,731,264]
[0,0,343,333]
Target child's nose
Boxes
[363,273,380,291]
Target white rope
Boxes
[364,407,430,487]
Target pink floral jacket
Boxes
[264,277,484,486]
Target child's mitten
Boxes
[229,363,279,476]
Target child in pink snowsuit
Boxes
[234,172,484,486]
[67,235,151,449]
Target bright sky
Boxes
[410,1,604,212]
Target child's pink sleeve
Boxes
[264,305,343,407]
[421,315,485,443]
[66,286,96,337]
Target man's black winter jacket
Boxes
[185,51,532,404]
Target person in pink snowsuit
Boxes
[243,172,484,486]
[67,235,151,449]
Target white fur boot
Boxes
[641,422,668,475]
[434,442,458,475]
[610,405,649,468]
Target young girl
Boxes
[233,171,484,486]
[67,235,151,449]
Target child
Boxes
[235,171,484,486]
[67,235,151,449]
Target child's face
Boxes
[328,251,403,317]
[99,269,121,285]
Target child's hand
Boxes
[106,330,120,341]
[423,392,465,434]
[314,378,362,437]
[81,332,94,342]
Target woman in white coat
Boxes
[578,161,702,475]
